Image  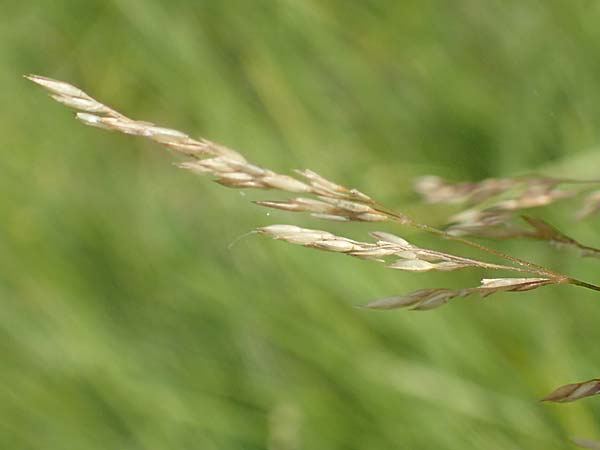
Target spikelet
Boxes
[542,379,600,403]
[571,438,600,449]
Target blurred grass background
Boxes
[1,1,600,448]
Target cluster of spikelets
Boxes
[27,75,600,409]
[416,175,600,257]
[258,224,557,310]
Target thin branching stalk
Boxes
[370,203,563,278]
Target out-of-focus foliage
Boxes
[1,1,599,449]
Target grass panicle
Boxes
[28,74,600,407]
